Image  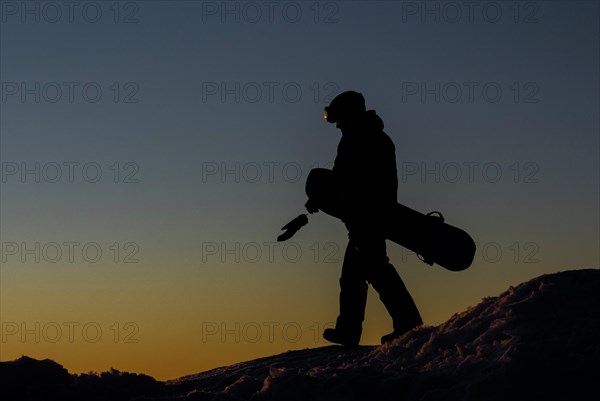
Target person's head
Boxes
[324,91,366,131]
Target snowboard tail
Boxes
[385,204,475,271]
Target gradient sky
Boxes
[1,0,598,380]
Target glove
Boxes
[277,214,309,242]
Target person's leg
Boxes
[361,238,423,343]
[323,238,368,346]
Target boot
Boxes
[323,327,361,347]
[380,323,421,344]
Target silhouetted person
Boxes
[306,91,422,346]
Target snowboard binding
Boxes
[417,211,445,266]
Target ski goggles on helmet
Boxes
[323,107,337,123]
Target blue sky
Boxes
[1,1,598,379]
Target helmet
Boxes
[324,91,366,123]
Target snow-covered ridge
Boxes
[2,268,599,401]
[169,268,600,400]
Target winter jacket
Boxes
[332,110,398,222]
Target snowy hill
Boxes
[2,268,599,401]
[167,268,600,400]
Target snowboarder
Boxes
[307,91,423,346]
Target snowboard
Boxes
[304,168,476,272]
